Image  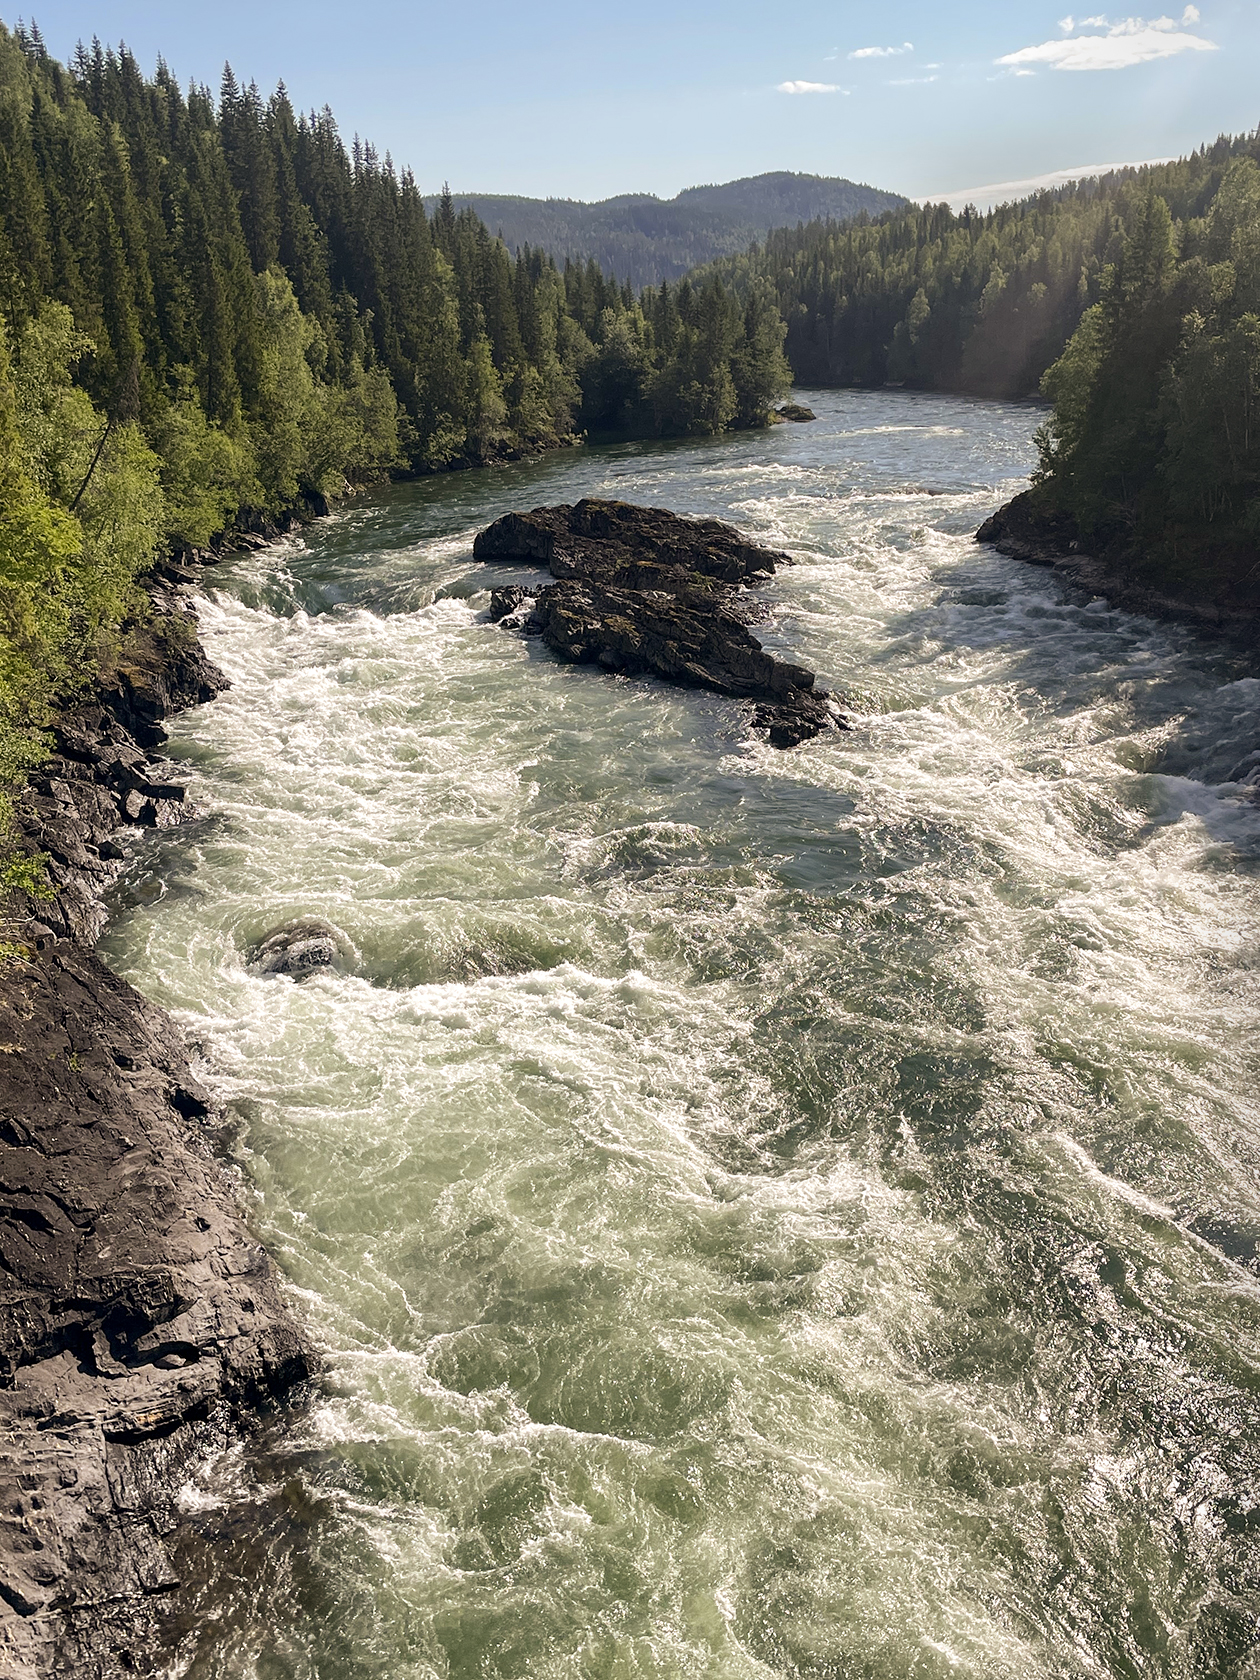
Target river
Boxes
[102,390,1260,1679]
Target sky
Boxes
[9,2,1259,203]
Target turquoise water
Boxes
[103,391,1260,1679]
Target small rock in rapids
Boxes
[248,917,351,978]
[488,586,537,623]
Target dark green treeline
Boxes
[1032,152,1260,604]
[0,25,791,528]
[709,129,1260,609]
[0,23,789,845]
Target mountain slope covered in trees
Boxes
[424,174,907,287]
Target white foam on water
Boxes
[114,389,1260,1679]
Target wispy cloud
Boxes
[999,9,1216,71]
[776,80,842,94]
[889,75,939,85]
[850,42,914,59]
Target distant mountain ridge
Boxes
[423,172,908,286]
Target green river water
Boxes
[101,390,1260,1679]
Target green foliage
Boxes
[1031,155,1260,603]
[565,272,789,439]
[0,850,52,899]
[0,22,784,502]
[152,379,255,548]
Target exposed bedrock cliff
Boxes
[474,499,846,748]
[0,578,315,1678]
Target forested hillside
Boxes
[0,24,791,839]
[714,135,1260,402]
[1024,154,1260,610]
[426,174,907,288]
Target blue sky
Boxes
[10,2,1259,201]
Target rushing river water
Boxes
[102,390,1260,1679]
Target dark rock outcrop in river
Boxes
[475,499,843,748]
[975,489,1084,569]
[0,581,315,1678]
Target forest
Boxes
[1031,154,1260,604]
[0,24,790,838]
[426,173,907,288]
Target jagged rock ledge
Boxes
[0,574,315,1678]
[977,489,1260,634]
[474,499,845,748]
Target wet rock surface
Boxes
[0,577,315,1677]
[14,591,229,948]
[475,499,844,748]
[248,918,352,978]
[976,489,1083,568]
[977,489,1260,634]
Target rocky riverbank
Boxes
[977,490,1260,636]
[475,499,845,748]
[0,573,314,1678]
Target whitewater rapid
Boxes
[104,391,1260,1679]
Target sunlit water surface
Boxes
[102,391,1260,1679]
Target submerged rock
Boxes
[475,499,844,749]
[248,917,351,978]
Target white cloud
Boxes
[998,12,1217,70]
[889,75,939,85]
[850,42,914,59]
[776,80,842,94]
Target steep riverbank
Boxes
[0,574,314,1678]
[977,489,1260,637]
